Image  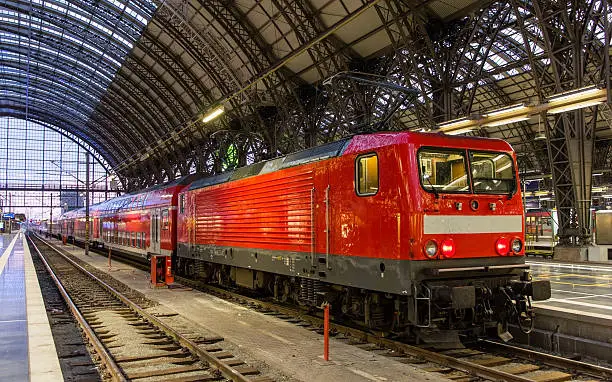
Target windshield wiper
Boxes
[424,176,439,199]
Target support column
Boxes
[85,153,90,256]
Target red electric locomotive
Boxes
[57,131,550,340]
[175,132,550,340]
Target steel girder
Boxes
[521,0,610,245]
[3,0,611,201]
[0,0,154,169]
[0,24,125,152]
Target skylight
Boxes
[0,0,156,132]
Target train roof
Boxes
[187,131,514,191]
[188,138,350,191]
[59,174,200,219]
[59,131,516,217]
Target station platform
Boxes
[47,238,449,382]
[530,260,612,316]
[522,260,612,362]
[0,232,63,381]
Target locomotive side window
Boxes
[161,209,169,230]
[469,151,516,194]
[356,154,379,196]
[419,149,468,192]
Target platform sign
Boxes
[2,212,14,219]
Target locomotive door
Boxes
[150,209,161,254]
[314,164,331,272]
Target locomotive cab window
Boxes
[469,151,516,194]
[356,154,379,196]
[419,148,468,193]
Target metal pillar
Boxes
[49,193,52,236]
[529,0,604,250]
[85,153,90,256]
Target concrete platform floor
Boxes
[50,239,449,382]
[0,232,63,382]
[529,260,612,318]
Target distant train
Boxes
[51,132,550,341]
[525,209,558,241]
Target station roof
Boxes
[0,0,610,186]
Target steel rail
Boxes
[31,234,253,382]
[27,235,127,382]
[480,339,612,379]
[41,233,612,381]
[185,279,612,381]
[189,282,534,382]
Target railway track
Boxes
[28,234,272,382]
[177,280,611,382]
[36,234,612,382]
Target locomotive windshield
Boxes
[469,151,515,194]
[419,148,516,195]
[419,149,469,192]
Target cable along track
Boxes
[28,234,270,382]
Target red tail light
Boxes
[440,238,455,258]
[495,237,510,255]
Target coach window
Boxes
[356,153,379,196]
[161,209,169,230]
[136,232,141,248]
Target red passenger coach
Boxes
[58,176,196,284]
[96,176,195,259]
[176,132,550,338]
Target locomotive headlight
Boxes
[424,240,438,258]
[511,238,523,254]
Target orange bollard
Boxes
[165,256,174,284]
[323,303,330,361]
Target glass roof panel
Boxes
[0,0,156,154]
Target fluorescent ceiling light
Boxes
[438,116,473,129]
[593,172,603,176]
[547,98,605,114]
[202,106,225,123]
[483,103,528,118]
[547,85,602,103]
[483,116,529,127]
[445,127,476,135]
